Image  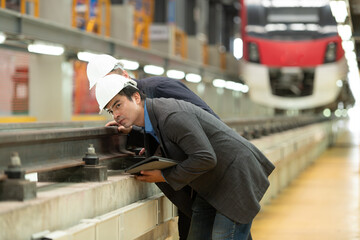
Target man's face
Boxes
[105,92,144,127]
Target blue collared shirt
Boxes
[144,100,159,143]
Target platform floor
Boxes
[252,120,360,240]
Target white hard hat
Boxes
[95,74,138,113]
[87,54,119,89]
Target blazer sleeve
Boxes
[161,111,217,191]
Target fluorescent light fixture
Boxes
[330,1,348,23]
[166,69,185,79]
[225,81,239,90]
[345,51,356,61]
[28,41,64,56]
[119,59,140,70]
[337,25,352,41]
[185,73,202,83]
[233,38,243,60]
[213,79,226,88]
[342,40,355,52]
[0,32,6,44]
[213,79,249,93]
[241,84,249,93]
[263,0,329,8]
[77,51,99,62]
[144,65,164,75]
[347,58,358,69]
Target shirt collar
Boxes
[144,100,154,133]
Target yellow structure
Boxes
[132,0,154,48]
[72,0,110,37]
[21,0,39,17]
[174,27,187,59]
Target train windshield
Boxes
[245,3,338,40]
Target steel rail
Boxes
[0,115,331,174]
[0,126,130,174]
[0,121,107,132]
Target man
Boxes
[87,54,218,239]
[86,54,219,118]
[94,74,275,240]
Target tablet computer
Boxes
[124,156,178,174]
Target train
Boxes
[239,0,348,110]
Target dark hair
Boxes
[119,85,146,101]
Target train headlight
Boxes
[324,42,337,63]
[248,42,260,63]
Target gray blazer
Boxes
[146,98,275,224]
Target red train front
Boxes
[240,0,347,109]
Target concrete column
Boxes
[39,0,72,27]
[111,4,134,44]
[195,0,209,41]
[29,55,72,121]
[175,0,186,31]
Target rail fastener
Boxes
[0,152,36,201]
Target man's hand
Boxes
[139,148,146,156]
[105,121,132,134]
[135,170,166,183]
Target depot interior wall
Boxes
[25,56,272,121]
[29,55,72,121]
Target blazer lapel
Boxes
[146,99,170,157]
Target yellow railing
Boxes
[1,0,5,8]
[202,44,209,65]
[72,0,110,37]
[174,27,187,59]
[0,116,37,123]
[132,0,154,48]
[71,115,107,121]
[72,0,90,30]
[220,51,227,71]
[20,0,39,17]
[86,0,111,36]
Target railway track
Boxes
[0,115,331,200]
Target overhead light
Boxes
[77,51,99,62]
[144,65,164,75]
[185,73,202,83]
[0,32,6,44]
[213,79,226,88]
[337,25,352,41]
[166,69,185,79]
[347,58,358,69]
[345,51,356,61]
[233,38,243,60]
[225,81,249,93]
[342,40,355,53]
[262,0,329,8]
[213,79,249,92]
[119,59,139,70]
[28,41,64,56]
[330,1,348,23]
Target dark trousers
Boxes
[178,209,191,240]
[187,195,252,240]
